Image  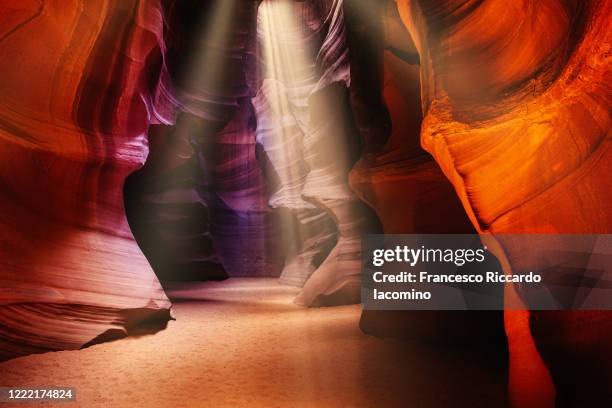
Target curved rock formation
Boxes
[272,0,381,306]
[202,98,280,277]
[253,0,338,287]
[0,0,171,360]
[253,0,380,303]
[396,0,612,405]
[347,0,474,235]
[296,81,381,306]
[348,0,504,350]
[124,124,228,282]
[129,0,281,279]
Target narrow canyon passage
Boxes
[0,279,507,407]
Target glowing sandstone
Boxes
[0,0,171,360]
[396,0,612,405]
[253,0,338,287]
[254,0,380,305]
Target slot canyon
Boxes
[0,0,610,407]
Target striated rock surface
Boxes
[253,0,339,287]
[347,0,473,235]
[396,0,612,405]
[349,0,503,345]
[124,124,228,282]
[267,0,381,306]
[201,98,281,277]
[0,0,172,360]
[129,0,281,279]
[296,81,381,306]
[253,0,380,301]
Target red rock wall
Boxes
[0,0,171,360]
[347,0,473,235]
[2,7,609,404]
[396,0,612,405]
[349,0,505,362]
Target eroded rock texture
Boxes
[127,0,282,279]
[347,0,473,235]
[253,0,380,304]
[290,0,380,306]
[0,0,171,360]
[253,0,338,287]
[348,0,504,352]
[124,124,228,282]
[396,0,612,405]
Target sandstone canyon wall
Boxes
[125,0,281,281]
[0,0,384,359]
[1,4,610,408]
[396,0,612,406]
[0,0,172,360]
[252,0,382,306]
[348,0,505,357]
[253,0,339,287]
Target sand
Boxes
[0,278,508,407]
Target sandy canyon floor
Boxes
[0,278,508,407]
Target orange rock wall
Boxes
[396,0,612,406]
[0,0,171,359]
